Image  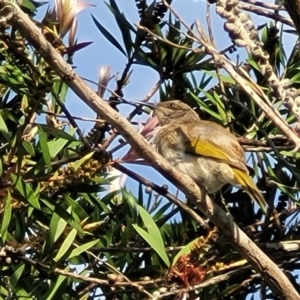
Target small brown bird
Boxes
[138,100,268,213]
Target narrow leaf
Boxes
[1,191,12,242]
[10,264,26,288]
[44,274,67,300]
[73,151,95,172]
[0,113,10,141]
[69,239,100,259]
[133,206,170,267]
[48,128,76,158]
[38,125,51,171]
[133,224,170,267]
[11,174,41,209]
[54,228,77,262]
[38,124,77,141]
[138,206,165,247]
[92,15,127,56]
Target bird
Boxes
[137,99,268,214]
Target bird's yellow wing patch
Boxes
[185,137,247,171]
[233,168,268,214]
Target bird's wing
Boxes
[180,121,248,172]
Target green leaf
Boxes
[185,52,206,67]
[133,205,170,267]
[21,0,37,10]
[92,15,127,56]
[44,211,67,257]
[0,113,10,141]
[191,92,222,121]
[38,125,51,171]
[73,151,95,172]
[220,284,241,297]
[213,91,227,123]
[172,237,200,266]
[38,124,77,141]
[219,75,236,84]
[10,264,25,288]
[138,182,144,207]
[54,228,77,262]
[68,183,106,193]
[14,211,25,242]
[69,239,100,259]
[106,0,133,56]
[139,206,164,245]
[1,191,12,242]
[108,0,136,32]
[22,140,35,156]
[133,224,169,267]
[52,82,69,103]
[153,201,173,220]
[135,49,158,68]
[123,188,138,208]
[43,274,67,300]
[40,197,83,231]
[0,159,3,177]
[11,174,41,209]
[64,195,88,220]
[48,128,76,158]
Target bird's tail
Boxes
[233,169,268,214]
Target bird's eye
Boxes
[170,103,177,109]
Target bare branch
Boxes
[239,3,293,27]
[241,0,284,11]
[283,0,300,36]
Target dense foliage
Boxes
[1,0,300,299]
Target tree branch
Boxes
[283,0,300,36]
[2,2,298,298]
[239,3,293,28]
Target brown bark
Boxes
[284,0,300,36]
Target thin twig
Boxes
[239,3,293,28]
[50,90,91,150]
[241,0,284,11]
[18,255,162,288]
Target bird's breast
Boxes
[153,126,234,193]
[154,127,186,162]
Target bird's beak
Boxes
[133,101,157,110]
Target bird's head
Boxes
[136,100,199,126]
